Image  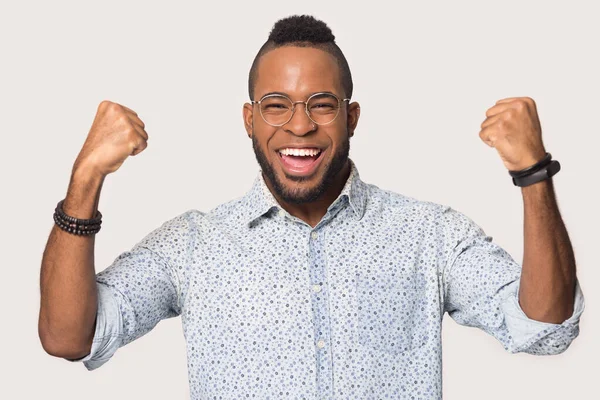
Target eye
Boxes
[264,104,288,109]
[311,103,334,109]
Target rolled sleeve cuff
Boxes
[64,282,124,370]
[500,277,585,353]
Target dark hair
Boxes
[248,15,353,100]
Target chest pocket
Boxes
[355,270,428,356]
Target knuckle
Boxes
[127,125,138,136]
[106,102,122,114]
[514,101,526,112]
[118,114,130,125]
[130,140,139,149]
[99,100,113,109]
[132,138,148,155]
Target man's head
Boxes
[243,15,360,205]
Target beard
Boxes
[251,132,350,205]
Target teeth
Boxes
[279,148,321,156]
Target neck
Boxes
[265,160,351,228]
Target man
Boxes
[39,15,584,399]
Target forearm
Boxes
[519,178,577,323]
[39,165,105,358]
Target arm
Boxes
[441,206,584,355]
[38,165,104,359]
[448,96,585,354]
[39,100,148,362]
[519,178,576,323]
[66,211,191,370]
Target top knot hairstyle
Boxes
[268,15,335,43]
[248,15,353,100]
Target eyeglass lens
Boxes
[260,94,340,125]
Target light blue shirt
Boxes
[69,158,585,399]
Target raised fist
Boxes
[73,100,149,177]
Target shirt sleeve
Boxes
[63,281,124,370]
[439,206,585,355]
[65,210,194,370]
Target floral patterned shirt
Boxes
[69,158,585,399]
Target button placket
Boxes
[307,227,334,395]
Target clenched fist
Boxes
[73,100,148,177]
[479,97,547,172]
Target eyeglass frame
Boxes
[250,92,351,127]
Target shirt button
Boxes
[311,231,318,240]
[312,284,322,293]
[316,340,326,349]
[278,209,285,217]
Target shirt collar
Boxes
[242,158,368,227]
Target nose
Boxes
[284,101,316,136]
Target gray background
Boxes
[1,0,597,398]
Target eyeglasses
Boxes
[251,92,350,127]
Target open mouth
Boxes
[277,148,325,175]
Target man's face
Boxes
[244,46,360,204]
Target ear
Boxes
[243,102,254,138]
[347,102,360,137]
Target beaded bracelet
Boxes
[53,199,103,235]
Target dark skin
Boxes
[243,46,360,227]
[480,97,577,323]
[244,46,576,325]
[520,178,576,323]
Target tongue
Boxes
[281,154,319,168]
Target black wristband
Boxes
[507,152,561,187]
[508,152,552,178]
[510,159,561,187]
